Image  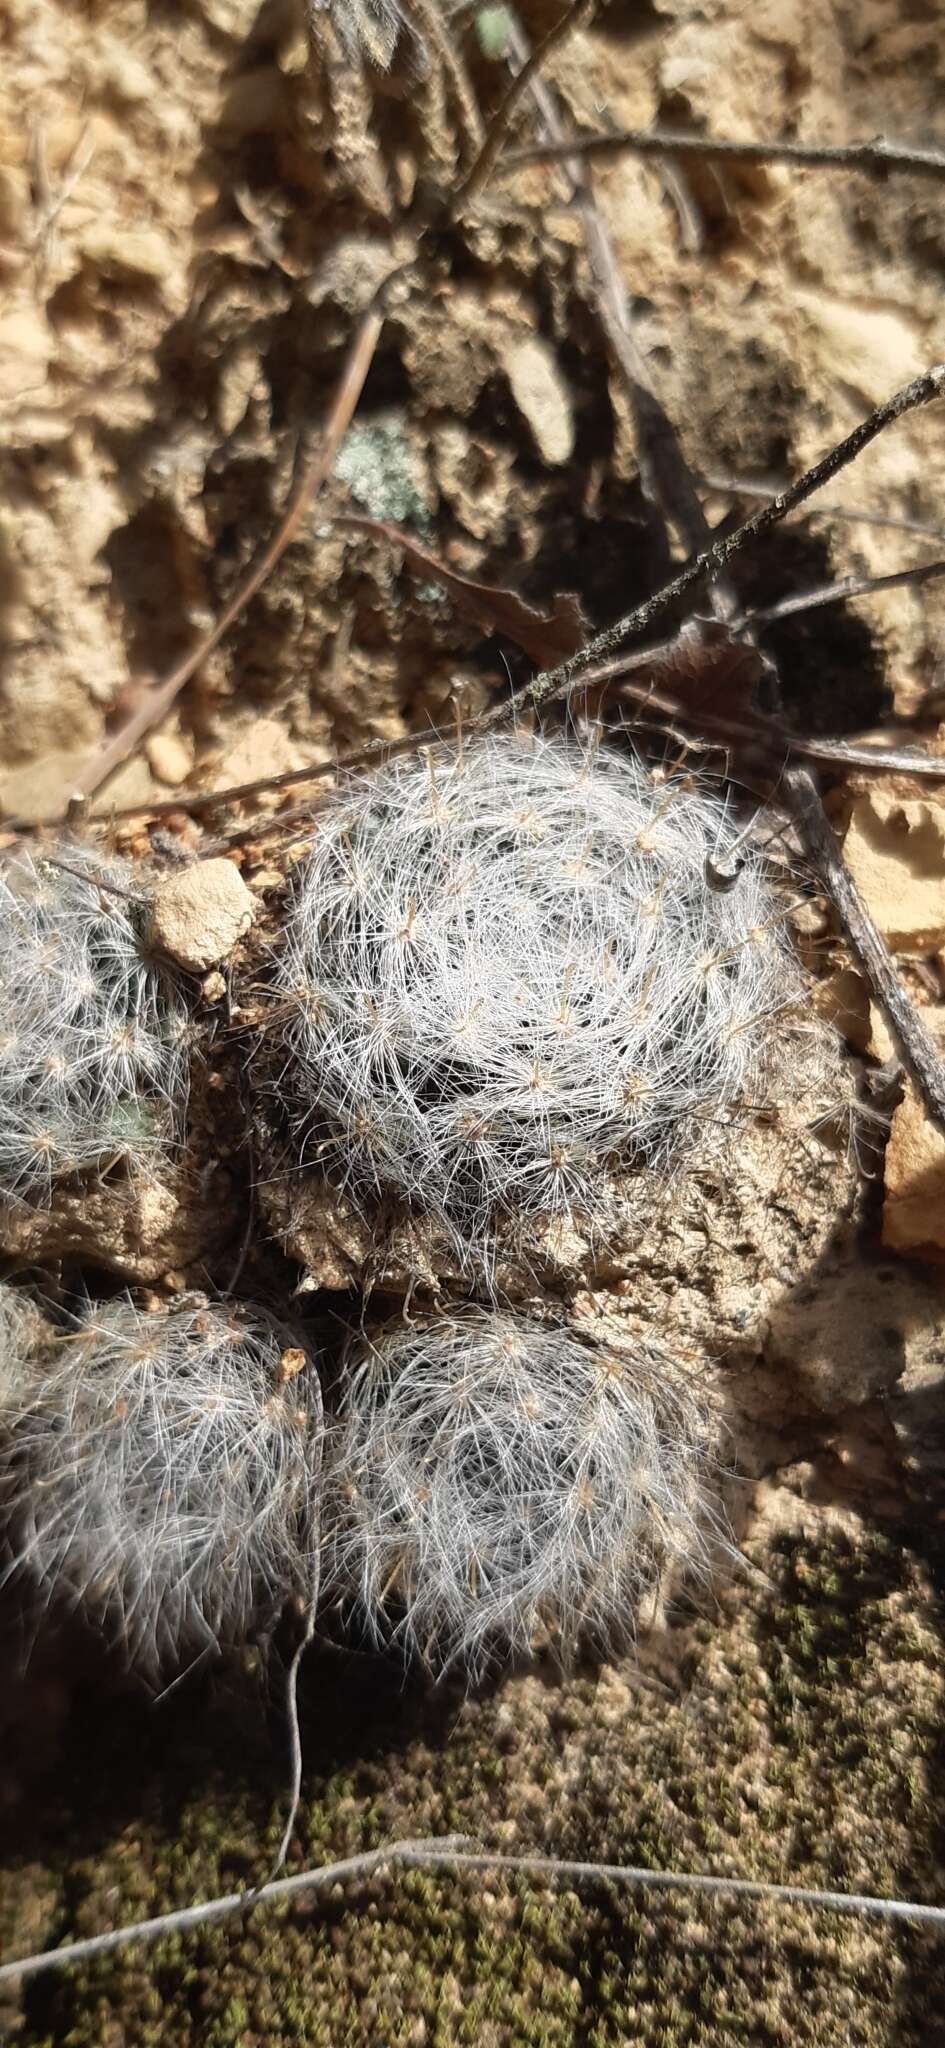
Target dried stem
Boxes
[741,556,945,626]
[502,126,945,182]
[783,764,945,1121]
[407,0,485,159]
[2,1836,943,1986]
[456,0,594,206]
[505,14,711,552]
[701,471,945,546]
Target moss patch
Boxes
[3,1520,945,2045]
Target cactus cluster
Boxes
[0,732,812,1679]
[0,846,189,1206]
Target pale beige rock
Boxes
[77,224,174,283]
[843,791,945,952]
[149,858,255,972]
[145,732,194,786]
[506,337,574,465]
[211,717,304,795]
[95,755,158,810]
[868,1001,897,1064]
[0,305,53,401]
[794,289,924,406]
[0,751,86,823]
[883,1082,945,1257]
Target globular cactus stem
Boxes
[274,732,800,1268]
[0,843,191,1207]
[2,1293,323,1679]
[327,1305,728,1679]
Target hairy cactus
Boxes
[0,845,190,1206]
[0,1282,44,1422]
[327,1307,722,1677]
[2,1295,323,1677]
[311,0,412,69]
[274,733,799,1265]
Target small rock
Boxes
[145,733,193,787]
[78,224,173,281]
[813,967,870,1051]
[149,859,255,973]
[506,337,574,465]
[211,716,304,798]
[883,1082,945,1258]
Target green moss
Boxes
[3,1526,945,2044]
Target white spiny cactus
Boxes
[0,845,190,1205]
[0,1282,44,1423]
[273,733,799,1266]
[327,1307,723,1678]
[311,0,413,68]
[2,1295,323,1677]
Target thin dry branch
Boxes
[784,764,945,1121]
[490,364,945,718]
[742,556,945,626]
[502,125,945,181]
[598,661,945,781]
[506,15,711,553]
[456,0,594,205]
[406,0,485,159]
[701,471,945,546]
[1,1836,943,1986]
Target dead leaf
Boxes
[337,515,586,668]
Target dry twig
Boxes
[741,557,945,626]
[502,126,945,182]
[1,1835,943,1986]
[701,472,945,546]
[456,0,594,205]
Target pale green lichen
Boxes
[475,5,514,60]
[334,412,431,531]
